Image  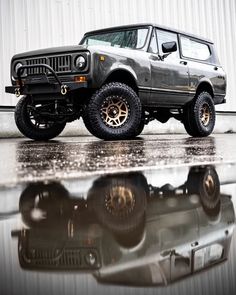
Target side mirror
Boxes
[162,41,177,53]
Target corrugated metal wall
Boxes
[0,0,235,111]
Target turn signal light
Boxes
[74,76,87,83]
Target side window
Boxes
[156,29,179,60]
[180,36,211,61]
[148,30,158,54]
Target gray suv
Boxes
[5,24,226,140]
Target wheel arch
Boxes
[103,69,139,94]
[196,81,214,99]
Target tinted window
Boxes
[156,29,179,59]
[180,36,211,60]
[82,28,148,49]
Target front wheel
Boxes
[183,91,215,137]
[15,96,66,140]
[83,82,142,140]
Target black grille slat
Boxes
[26,57,47,75]
[29,248,81,267]
[25,55,71,75]
[48,55,71,73]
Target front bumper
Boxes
[5,81,88,96]
[5,63,88,96]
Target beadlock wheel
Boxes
[183,91,215,137]
[105,185,135,217]
[83,82,142,140]
[101,96,130,128]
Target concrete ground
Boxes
[0,133,236,185]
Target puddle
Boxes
[0,163,236,295]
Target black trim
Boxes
[139,87,193,96]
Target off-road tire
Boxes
[19,182,70,227]
[82,105,98,137]
[15,96,66,140]
[87,173,148,235]
[134,111,145,137]
[183,92,215,137]
[84,82,142,140]
[186,166,220,217]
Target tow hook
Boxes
[15,88,21,97]
[61,85,68,95]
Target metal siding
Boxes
[0,0,236,111]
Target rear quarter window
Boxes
[180,36,211,61]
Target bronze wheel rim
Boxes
[105,186,135,217]
[200,104,211,126]
[101,96,130,128]
[204,174,215,196]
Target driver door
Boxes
[149,28,190,106]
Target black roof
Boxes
[84,23,213,44]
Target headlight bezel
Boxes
[12,60,26,79]
[74,55,87,71]
[14,62,23,74]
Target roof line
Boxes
[84,23,213,44]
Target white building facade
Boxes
[0,0,235,135]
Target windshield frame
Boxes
[80,26,151,51]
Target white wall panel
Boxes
[0,0,236,111]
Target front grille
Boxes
[49,56,71,73]
[26,248,81,267]
[21,247,100,269]
[26,58,47,75]
[26,55,72,75]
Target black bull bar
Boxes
[5,64,87,97]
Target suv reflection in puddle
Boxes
[12,165,235,286]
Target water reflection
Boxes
[13,166,235,286]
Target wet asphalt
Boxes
[0,134,236,185]
[0,134,236,295]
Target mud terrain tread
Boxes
[15,96,66,140]
[85,82,142,140]
[183,91,215,137]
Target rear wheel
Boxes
[183,91,215,137]
[83,82,142,140]
[186,166,220,217]
[15,96,66,140]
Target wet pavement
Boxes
[0,134,236,185]
[0,134,236,295]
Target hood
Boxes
[13,45,88,60]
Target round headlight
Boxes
[85,251,97,266]
[75,55,86,70]
[15,62,23,74]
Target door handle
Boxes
[180,61,188,65]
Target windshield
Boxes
[81,28,149,50]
